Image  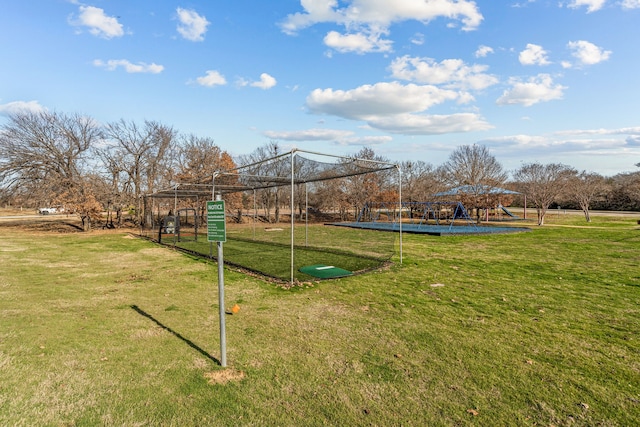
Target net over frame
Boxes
[144,149,402,284]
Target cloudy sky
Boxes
[1,0,639,175]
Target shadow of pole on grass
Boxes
[130,305,221,366]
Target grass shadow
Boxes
[130,304,221,366]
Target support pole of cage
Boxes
[156,200,160,241]
[173,185,178,245]
[253,189,257,240]
[151,197,155,239]
[305,182,308,247]
[398,165,403,264]
[290,150,296,285]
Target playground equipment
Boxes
[358,201,475,228]
[498,204,519,218]
[331,200,529,236]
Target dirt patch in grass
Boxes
[203,369,245,385]
[0,217,84,233]
[0,214,139,234]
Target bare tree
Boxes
[175,134,240,221]
[292,155,320,219]
[440,144,507,187]
[343,147,390,220]
[0,110,102,230]
[438,144,507,219]
[95,147,127,226]
[514,162,576,226]
[606,171,640,211]
[177,135,224,183]
[237,141,286,223]
[310,175,350,220]
[566,171,607,222]
[103,119,176,225]
[401,160,442,202]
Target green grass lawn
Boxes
[0,215,639,426]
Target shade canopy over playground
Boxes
[433,185,520,197]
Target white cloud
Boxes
[237,73,278,89]
[622,0,640,9]
[0,100,47,116]
[625,135,640,146]
[478,129,640,174]
[475,45,494,58]
[567,40,611,66]
[93,59,164,74]
[566,0,607,12]
[512,0,537,7]
[176,8,210,42]
[195,70,227,87]
[280,1,483,54]
[306,82,460,119]
[366,113,492,135]
[335,135,393,146]
[519,44,551,66]
[411,33,425,46]
[251,73,277,90]
[70,5,124,39]
[480,134,550,148]
[263,128,355,141]
[484,133,634,153]
[323,29,393,54]
[554,127,640,136]
[390,56,498,91]
[496,74,566,107]
[262,128,392,146]
[305,81,491,134]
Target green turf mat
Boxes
[299,264,353,279]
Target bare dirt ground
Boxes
[0,215,83,233]
[0,209,136,234]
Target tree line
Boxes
[1,110,639,230]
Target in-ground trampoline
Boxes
[330,201,531,236]
[328,221,530,236]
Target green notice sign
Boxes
[207,200,226,242]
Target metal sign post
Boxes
[207,197,227,367]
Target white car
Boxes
[38,207,60,215]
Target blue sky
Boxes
[1,0,639,176]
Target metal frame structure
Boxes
[147,148,403,284]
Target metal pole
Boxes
[398,165,403,264]
[216,193,227,367]
[173,185,178,245]
[290,150,295,285]
[211,172,217,200]
[305,182,308,247]
[211,173,218,258]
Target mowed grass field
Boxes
[0,212,639,426]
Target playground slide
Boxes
[499,205,518,218]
